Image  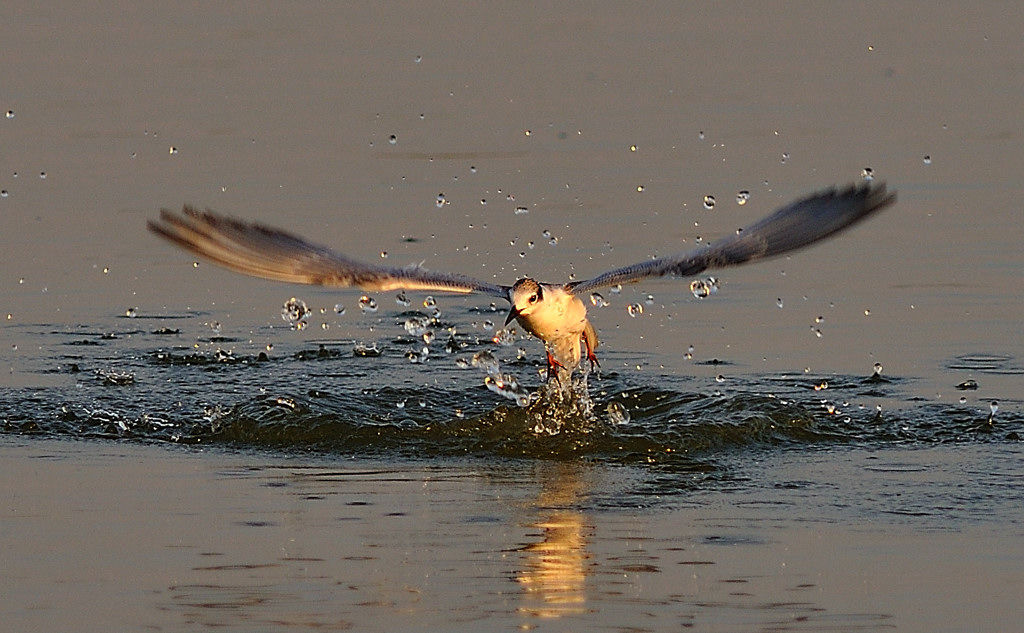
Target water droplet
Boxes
[168,147,178,155]
[689,277,719,298]
[435,193,446,208]
[589,293,607,307]
[5,110,13,119]
[423,295,436,308]
[334,303,346,315]
[959,396,967,404]
[492,327,517,346]
[389,134,397,145]
[471,350,500,375]
[414,55,422,63]
[636,185,645,192]
[39,171,47,179]
[353,342,381,357]
[514,206,529,215]
[644,294,655,305]
[524,129,532,136]
[736,190,750,205]
[813,328,823,338]
[627,302,643,317]
[379,251,388,259]
[210,321,221,335]
[872,362,883,377]
[606,402,630,425]
[610,284,622,294]
[395,292,410,306]
[703,195,716,210]
[861,167,874,180]
[481,319,494,331]
[0,190,7,198]
[125,307,138,318]
[715,374,725,383]
[281,297,310,326]
[815,315,824,324]
[684,344,694,360]
[630,144,638,152]
[358,295,378,313]
[698,130,705,140]
[776,297,784,309]
[781,152,789,163]
[403,314,432,336]
[923,155,932,165]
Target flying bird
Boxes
[149,182,894,379]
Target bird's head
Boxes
[505,278,543,326]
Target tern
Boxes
[149,182,894,379]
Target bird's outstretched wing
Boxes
[148,206,511,299]
[568,182,895,297]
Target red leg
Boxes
[582,331,600,371]
[545,351,565,382]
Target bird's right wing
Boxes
[148,206,511,300]
[568,182,895,296]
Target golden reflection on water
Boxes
[516,464,594,619]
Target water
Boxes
[3,2,1024,631]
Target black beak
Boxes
[505,306,520,326]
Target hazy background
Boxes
[2,3,1022,632]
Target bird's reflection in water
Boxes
[516,463,594,618]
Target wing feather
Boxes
[148,206,511,299]
[568,182,894,296]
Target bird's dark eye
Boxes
[528,294,538,304]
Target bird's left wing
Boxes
[148,206,511,299]
[568,182,894,297]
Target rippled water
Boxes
[5,306,1019,499]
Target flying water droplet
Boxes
[862,167,874,180]
[776,297,784,309]
[125,307,138,318]
[403,314,432,336]
[736,190,750,205]
[703,195,716,210]
[389,134,398,145]
[589,293,607,307]
[395,292,410,306]
[423,296,436,308]
[471,350,500,375]
[281,297,309,326]
[689,277,719,298]
[435,193,446,208]
[352,342,381,357]
[606,402,630,425]
[627,303,643,317]
[358,295,378,313]
[923,155,932,165]
[334,303,346,315]
[492,327,517,346]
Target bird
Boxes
[148,182,895,380]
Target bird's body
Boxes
[506,278,598,376]
[149,182,895,380]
